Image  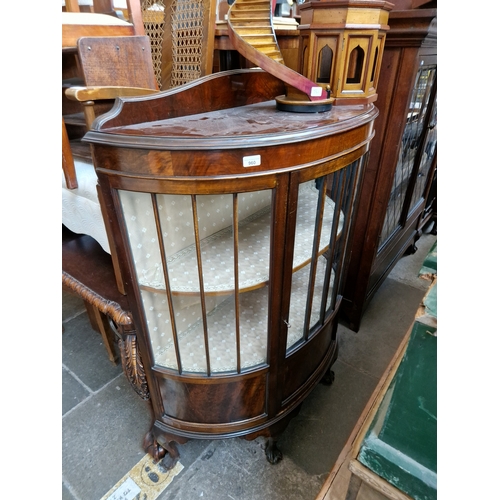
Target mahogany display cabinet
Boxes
[341,4,437,332]
[83,69,379,466]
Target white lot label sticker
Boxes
[310,87,323,97]
[107,477,141,500]
[101,454,184,500]
[243,155,261,167]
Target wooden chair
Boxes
[62,0,146,140]
[62,35,158,363]
[62,0,216,156]
[62,0,147,172]
[63,0,216,91]
[67,34,158,126]
[62,34,158,188]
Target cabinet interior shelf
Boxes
[138,180,343,296]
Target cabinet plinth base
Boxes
[146,336,338,467]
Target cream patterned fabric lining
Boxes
[119,189,273,291]
[119,181,342,373]
[141,257,333,373]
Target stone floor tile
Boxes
[62,312,122,392]
[62,366,91,416]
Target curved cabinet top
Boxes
[85,69,378,177]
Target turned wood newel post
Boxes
[297,0,394,105]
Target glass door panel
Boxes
[118,188,272,375]
[286,159,362,350]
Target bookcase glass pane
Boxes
[409,96,437,210]
[379,66,437,247]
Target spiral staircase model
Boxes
[227,0,333,111]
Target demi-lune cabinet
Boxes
[84,69,378,466]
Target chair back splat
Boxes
[77,35,158,90]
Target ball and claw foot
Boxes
[265,438,283,464]
[143,431,179,471]
[321,370,335,386]
[159,452,179,471]
[144,431,167,463]
[156,439,180,471]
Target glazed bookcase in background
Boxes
[341,5,437,332]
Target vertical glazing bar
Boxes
[404,69,432,215]
[418,69,434,119]
[303,177,327,340]
[334,159,362,298]
[151,194,183,373]
[319,168,344,322]
[330,167,348,303]
[232,193,241,373]
[331,167,346,235]
[191,194,211,376]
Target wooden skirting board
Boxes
[315,324,414,500]
[316,276,437,500]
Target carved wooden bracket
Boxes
[118,324,150,400]
[62,270,149,399]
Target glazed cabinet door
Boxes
[280,155,367,404]
[378,60,437,250]
[116,180,279,376]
